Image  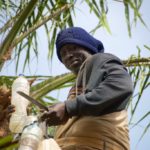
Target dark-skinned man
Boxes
[40,27,133,150]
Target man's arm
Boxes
[65,59,133,117]
[40,55,133,125]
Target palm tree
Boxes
[0,0,149,149]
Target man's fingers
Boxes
[7,105,15,113]
[39,103,67,126]
[8,105,15,109]
[40,112,48,121]
[9,108,15,113]
[40,110,55,121]
[46,119,57,126]
[45,117,60,126]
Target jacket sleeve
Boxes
[65,56,133,117]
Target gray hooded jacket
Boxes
[65,53,133,117]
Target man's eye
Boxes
[60,50,66,56]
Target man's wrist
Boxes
[65,100,78,117]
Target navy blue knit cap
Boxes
[56,27,104,61]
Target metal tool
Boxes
[17,91,49,111]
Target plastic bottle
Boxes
[19,116,43,150]
[9,76,30,133]
[38,139,61,150]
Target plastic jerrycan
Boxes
[9,76,30,133]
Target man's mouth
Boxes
[69,59,80,68]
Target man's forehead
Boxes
[61,44,77,49]
[60,44,91,56]
[60,44,78,55]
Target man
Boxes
[41,27,133,150]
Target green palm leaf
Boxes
[0,0,38,67]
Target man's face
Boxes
[60,44,92,74]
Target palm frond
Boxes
[124,1,131,37]
[85,0,110,33]
[137,122,150,144]
[31,73,76,100]
[0,0,38,68]
[130,66,150,122]
[127,46,150,124]
[123,0,146,36]
[0,134,18,149]
[144,45,150,51]
[130,111,150,129]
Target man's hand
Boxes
[0,86,15,121]
[6,105,15,119]
[40,102,69,126]
[0,86,11,108]
[0,105,15,121]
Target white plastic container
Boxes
[19,116,43,150]
[38,139,61,150]
[9,76,30,133]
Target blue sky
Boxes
[1,0,150,149]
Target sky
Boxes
[1,0,150,150]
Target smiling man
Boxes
[60,44,92,74]
[40,27,133,150]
